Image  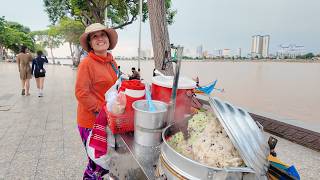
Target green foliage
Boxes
[43,0,176,29]
[165,0,177,25]
[57,17,84,45]
[31,26,63,50]
[43,0,70,24]
[0,16,34,54]
[296,53,315,59]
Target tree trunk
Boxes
[147,0,173,75]
[50,47,55,64]
[75,45,81,67]
[0,45,3,60]
[69,42,75,66]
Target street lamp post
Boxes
[138,0,142,69]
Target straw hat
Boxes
[80,23,118,52]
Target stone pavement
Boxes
[0,62,85,179]
[0,62,319,179]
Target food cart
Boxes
[103,45,270,180]
[104,94,270,180]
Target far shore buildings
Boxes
[196,45,203,58]
[276,44,305,58]
[251,35,270,58]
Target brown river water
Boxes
[118,60,320,132]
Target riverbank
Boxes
[0,62,319,179]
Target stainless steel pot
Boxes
[160,125,257,180]
[132,100,168,129]
[158,95,269,180]
[134,126,163,146]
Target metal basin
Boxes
[132,100,168,129]
[134,126,163,146]
[158,95,269,180]
[160,125,257,180]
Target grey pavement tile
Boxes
[24,128,46,137]
[45,122,63,130]
[5,127,28,136]
[0,145,17,163]
[0,122,12,130]
[17,136,43,153]
[64,169,84,180]
[4,174,35,180]
[11,150,41,163]
[40,150,64,161]
[35,159,65,180]
[0,130,6,140]
[6,157,38,178]
[0,135,23,147]
[64,147,87,161]
[63,139,83,150]
[41,140,64,152]
[47,110,63,119]
[43,130,64,142]
[0,162,9,179]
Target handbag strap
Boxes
[110,62,119,78]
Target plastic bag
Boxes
[86,130,111,170]
[105,78,125,114]
[111,92,126,114]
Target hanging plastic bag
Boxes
[86,130,111,170]
[110,91,126,114]
[105,78,122,111]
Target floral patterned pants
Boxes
[78,126,109,180]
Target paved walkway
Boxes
[0,62,319,179]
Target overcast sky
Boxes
[1,0,320,57]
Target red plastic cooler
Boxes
[151,76,196,120]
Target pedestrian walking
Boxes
[16,45,33,96]
[32,50,48,97]
[75,23,118,179]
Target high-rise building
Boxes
[222,49,230,57]
[237,48,242,58]
[196,45,203,58]
[251,35,270,58]
[262,35,270,58]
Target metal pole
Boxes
[168,46,184,125]
[138,0,142,69]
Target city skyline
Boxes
[0,0,320,57]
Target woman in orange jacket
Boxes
[75,23,118,179]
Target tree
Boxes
[31,26,64,64]
[305,53,314,59]
[44,0,175,28]
[0,17,34,57]
[0,17,6,59]
[57,17,85,66]
[148,0,175,75]
[44,0,176,73]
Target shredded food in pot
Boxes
[168,111,244,168]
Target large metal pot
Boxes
[158,95,269,180]
[132,100,168,129]
[134,126,163,146]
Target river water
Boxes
[55,59,320,131]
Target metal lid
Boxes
[207,96,270,176]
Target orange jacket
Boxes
[75,53,118,128]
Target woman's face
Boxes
[89,30,110,53]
